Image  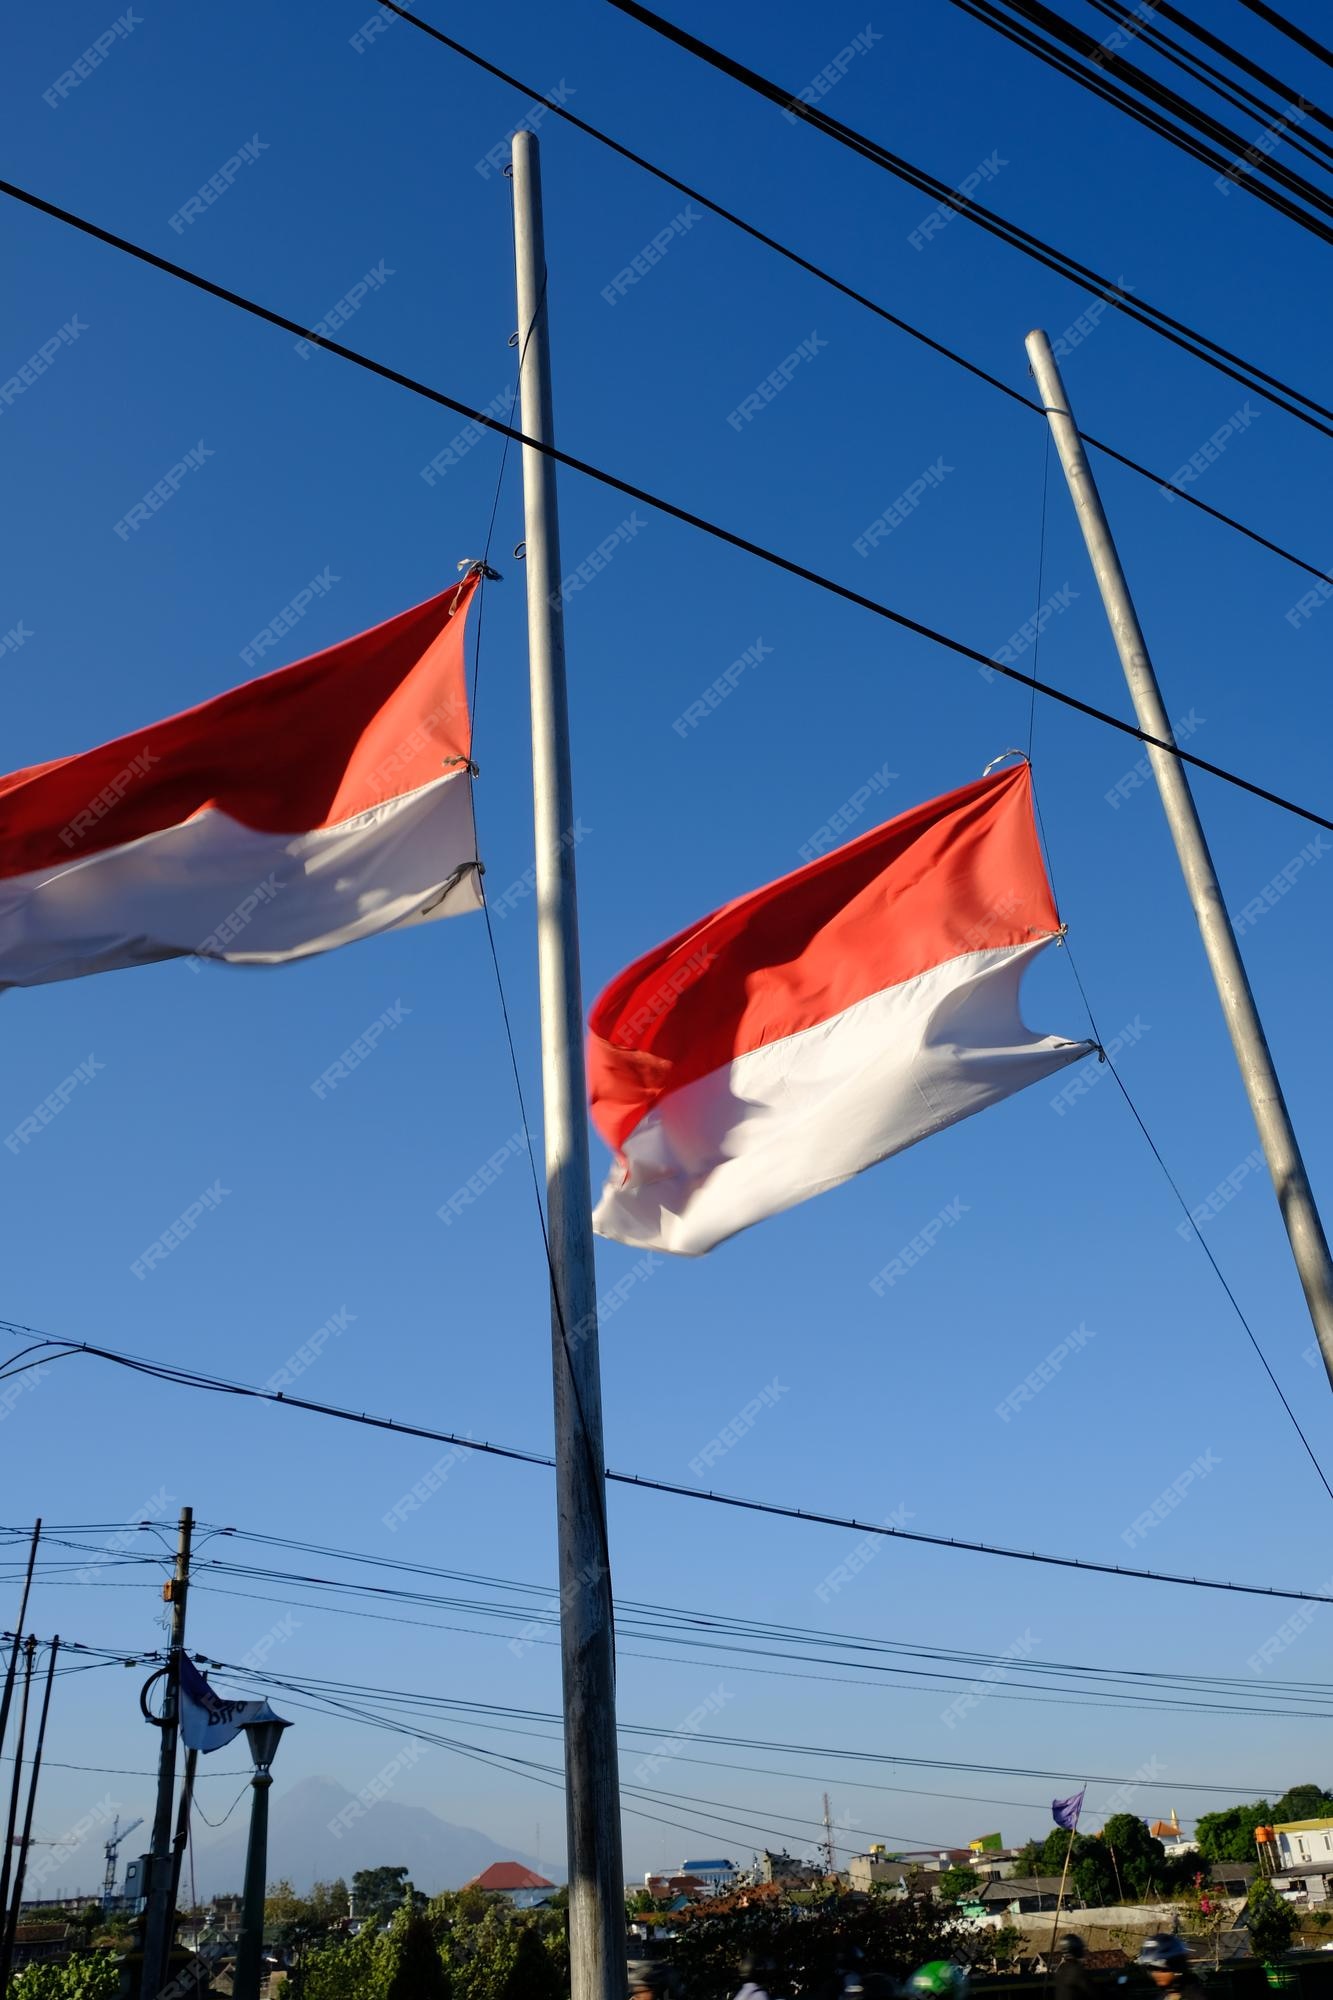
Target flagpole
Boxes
[1025,329,1333,1391]
[509,130,627,2000]
[1048,1796,1083,1962]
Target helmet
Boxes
[908,1963,969,1998]
[1138,1936,1192,1969]
[1059,1937,1087,1960]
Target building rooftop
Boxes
[468,1862,555,1892]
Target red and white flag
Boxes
[0,577,482,987]
[589,762,1092,1255]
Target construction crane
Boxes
[103,1815,143,1911]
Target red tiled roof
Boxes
[468,1862,555,1891]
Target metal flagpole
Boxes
[509,129,627,2000]
[1025,329,1333,1389]
[140,1505,193,2000]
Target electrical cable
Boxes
[950,0,1333,233]
[1148,0,1333,132]
[1076,0,1333,164]
[1028,783,1333,1510]
[0,177,1329,835]
[5,1322,1333,1609]
[378,4,1330,583]
[1233,0,1333,72]
[597,0,1333,433]
[195,1655,1285,1792]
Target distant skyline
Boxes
[5,0,1333,1891]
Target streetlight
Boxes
[233,1703,290,2000]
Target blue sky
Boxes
[4,0,1333,1894]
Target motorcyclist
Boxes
[905,1961,970,2000]
[1055,1933,1095,2000]
[1138,1934,1204,1999]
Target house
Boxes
[1206,1861,1255,1896]
[966,1847,1024,1882]
[758,1849,822,1887]
[849,1848,902,1893]
[679,1858,737,1894]
[1270,1818,1333,1872]
[980,1876,1067,1914]
[643,1873,706,1901]
[1147,1812,1199,1861]
[466,1861,556,1909]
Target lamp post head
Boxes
[241,1704,291,1774]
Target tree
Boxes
[352,1866,417,1925]
[1247,1880,1299,1964]
[668,1882,966,1997]
[935,1867,982,1903]
[1272,1784,1333,1824]
[303,1924,387,2000]
[10,1957,120,1999]
[1195,1801,1273,1863]
[497,1925,563,2000]
[384,1908,450,2000]
[1102,1814,1172,1898]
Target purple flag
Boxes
[1052,1788,1085,1830]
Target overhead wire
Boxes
[1076,0,1333,161]
[948,0,1333,234]
[1232,0,1333,72]
[0,180,1328,838]
[374,4,1331,585]
[5,1320,1333,1610]
[597,0,1333,434]
[1148,0,1333,129]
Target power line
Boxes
[174,1560,1333,1720]
[1151,0,1333,131]
[379,4,1330,584]
[198,1656,1286,1795]
[7,1324,1333,1609]
[1077,0,1333,161]
[951,0,1333,236]
[599,0,1333,434]
[1233,0,1333,73]
[0,181,1328,837]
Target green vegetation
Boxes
[9,1956,120,1999]
[934,1867,982,1903]
[295,1890,568,2000]
[1247,1879,1299,1965]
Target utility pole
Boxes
[0,1520,40,1767]
[140,1506,193,2000]
[0,1637,36,1936]
[1026,329,1333,1389]
[510,129,627,2000]
[822,1793,836,1876]
[0,1636,58,1990]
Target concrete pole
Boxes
[510,129,627,2000]
[1026,328,1333,1389]
[140,1506,192,1998]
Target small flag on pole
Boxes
[1052,1788,1086,1831]
[0,576,482,988]
[589,761,1092,1255]
[179,1656,271,1754]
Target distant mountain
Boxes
[191,1776,555,1899]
